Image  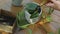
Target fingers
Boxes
[51,0,57,3]
[45,0,60,10]
[51,0,59,4]
[46,2,54,8]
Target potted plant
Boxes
[12,0,23,6]
[15,2,42,34]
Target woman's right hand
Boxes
[46,0,60,11]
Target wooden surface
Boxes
[0,0,60,34]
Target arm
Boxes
[46,0,60,11]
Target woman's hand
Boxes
[46,0,60,11]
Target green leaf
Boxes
[28,10,35,14]
[16,10,30,29]
[27,29,32,34]
[30,11,39,18]
[46,16,52,22]
[31,14,39,18]
[25,3,38,10]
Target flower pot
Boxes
[12,0,23,6]
[24,2,42,24]
[15,2,42,31]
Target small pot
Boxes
[12,0,23,6]
[25,2,42,24]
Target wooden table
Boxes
[0,0,60,34]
